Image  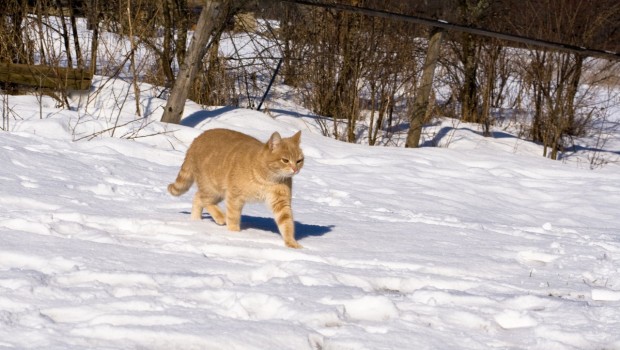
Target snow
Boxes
[1,77,619,350]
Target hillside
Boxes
[1,77,620,349]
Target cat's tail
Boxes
[168,160,194,196]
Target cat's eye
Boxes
[296,158,304,164]
[281,158,289,164]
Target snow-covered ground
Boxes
[1,75,620,349]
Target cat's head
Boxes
[264,131,304,179]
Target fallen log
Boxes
[0,62,92,91]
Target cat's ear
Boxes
[268,132,282,151]
[291,131,301,144]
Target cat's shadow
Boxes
[181,212,333,240]
[241,215,333,240]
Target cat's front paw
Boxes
[226,219,241,232]
[285,240,303,249]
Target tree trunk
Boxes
[174,0,189,74]
[56,0,73,67]
[161,0,176,86]
[565,54,583,136]
[161,1,244,124]
[405,27,443,148]
[461,33,479,123]
[68,0,84,68]
[127,0,141,117]
[480,42,501,137]
[89,0,100,77]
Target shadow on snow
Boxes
[180,211,333,241]
[180,106,237,127]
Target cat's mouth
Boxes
[279,168,299,178]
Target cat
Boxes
[168,128,305,249]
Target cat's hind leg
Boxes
[206,203,225,226]
[193,192,225,225]
[191,193,203,220]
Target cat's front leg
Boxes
[269,193,302,249]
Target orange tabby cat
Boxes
[168,128,305,248]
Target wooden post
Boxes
[405,27,444,148]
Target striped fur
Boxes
[167,161,193,196]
